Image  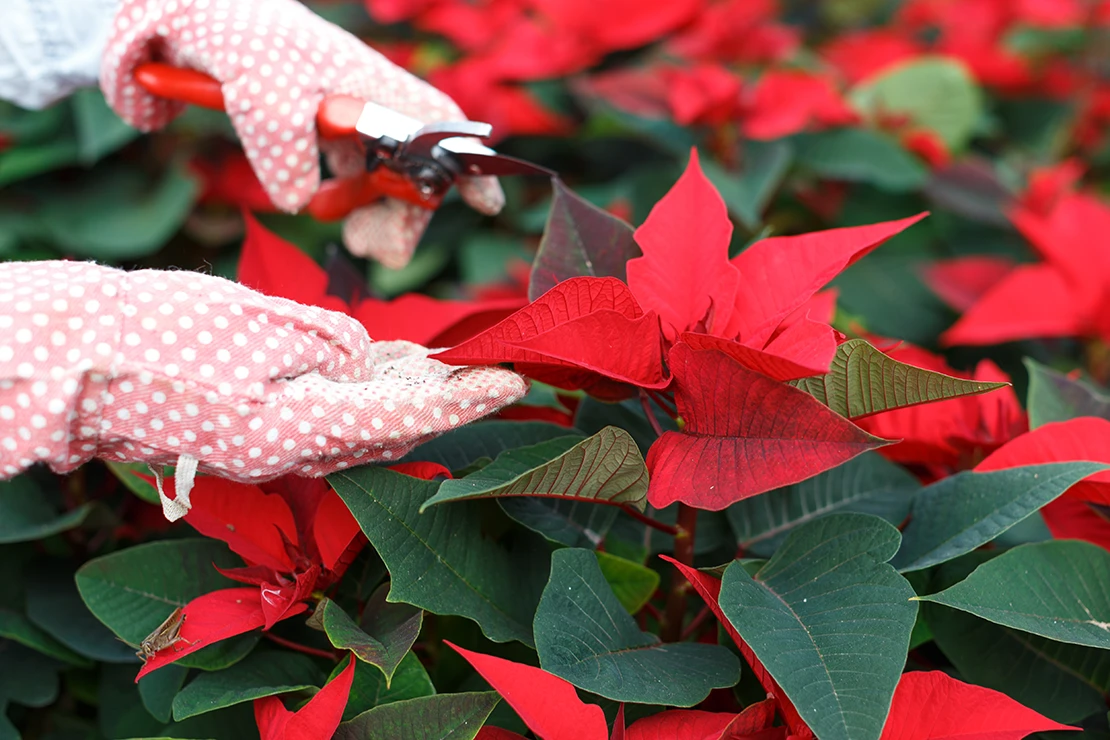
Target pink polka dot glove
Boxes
[99,0,505,269]
[0,261,527,521]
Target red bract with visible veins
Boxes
[974,417,1110,505]
[132,473,364,679]
[856,342,1026,475]
[447,641,782,740]
[437,149,925,506]
[237,213,526,347]
[254,654,357,740]
[940,169,1110,347]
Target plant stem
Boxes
[680,604,712,641]
[639,388,666,437]
[661,503,698,642]
[263,631,341,661]
[620,505,679,536]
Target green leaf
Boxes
[719,513,918,740]
[311,586,421,685]
[99,663,166,739]
[923,554,1110,724]
[336,692,501,740]
[528,177,640,301]
[849,56,983,151]
[398,421,575,472]
[498,496,619,548]
[790,339,1008,419]
[535,548,740,706]
[701,140,793,231]
[139,663,189,724]
[0,476,94,544]
[0,607,90,666]
[919,540,1110,649]
[0,139,80,187]
[343,652,436,722]
[792,128,928,192]
[39,163,198,260]
[329,467,550,646]
[0,641,60,708]
[596,551,659,615]
[71,88,139,164]
[1025,358,1110,429]
[106,462,163,505]
[894,462,1109,572]
[421,427,648,512]
[27,560,138,663]
[75,539,258,670]
[726,452,919,557]
[172,650,324,720]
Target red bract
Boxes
[666,0,799,65]
[941,174,1110,347]
[237,213,526,346]
[447,641,783,740]
[1040,496,1110,551]
[647,342,888,509]
[821,31,922,84]
[923,256,1017,313]
[190,151,276,213]
[526,0,701,55]
[856,343,1025,474]
[740,71,858,140]
[133,473,363,679]
[879,671,1075,739]
[254,654,357,740]
[974,418,1110,505]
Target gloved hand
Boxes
[99,0,505,269]
[0,260,527,520]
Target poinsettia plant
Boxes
[6,0,1110,738]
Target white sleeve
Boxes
[0,0,122,110]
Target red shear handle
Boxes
[132,63,442,214]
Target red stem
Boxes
[661,503,698,642]
[263,632,342,661]
[639,388,666,438]
[621,505,679,536]
[680,604,713,641]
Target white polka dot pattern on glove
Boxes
[0,261,527,520]
[99,0,504,268]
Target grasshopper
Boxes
[136,607,195,662]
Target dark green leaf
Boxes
[849,57,983,151]
[342,652,436,722]
[574,396,678,457]
[139,663,189,724]
[330,467,550,646]
[833,254,952,346]
[535,548,740,706]
[335,691,501,740]
[919,540,1110,648]
[0,139,80,187]
[28,560,137,663]
[99,662,166,739]
[421,427,648,512]
[894,462,1109,572]
[528,177,640,301]
[726,453,919,557]
[0,476,94,544]
[498,496,618,548]
[923,554,1110,724]
[39,164,198,260]
[312,585,421,685]
[1025,358,1110,429]
[172,650,323,720]
[701,140,793,231]
[398,421,575,472]
[596,551,659,614]
[719,514,918,740]
[0,641,60,708]
[790,339,1007,419]
[71,89,139,164]
[0,607,89,666]
[793,129,928,192]
[74,539,258,670]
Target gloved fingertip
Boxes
[342,201,432,269]
[458,176,506,216]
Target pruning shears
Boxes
[134,63,553,220]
